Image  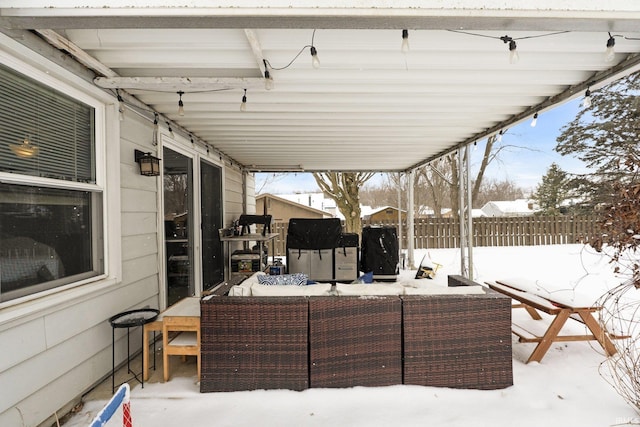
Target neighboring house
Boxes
[472,208,487,218]
[276,192,335,212]
[417,206,479,218]
[0,33,254,427]
[481,199,536,217]
[363,206,406,223]
[256,193,334,223]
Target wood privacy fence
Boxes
[267,215,600,257]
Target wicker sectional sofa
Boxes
[200,274,513,392]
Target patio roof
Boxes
[2,2,640,173]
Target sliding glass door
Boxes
[200,160,223,289]
[163,147,193,306]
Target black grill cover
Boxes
[360,226,399,275]
[338,233,359,248]
[287,218,342,249]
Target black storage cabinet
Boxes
[360,226,399,281]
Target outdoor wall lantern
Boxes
[134,149,161,176]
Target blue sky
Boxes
[255,97,587,195]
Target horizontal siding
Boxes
[225,167,244,224]
[0,345,110,427]
[122,233,158,260]
[121,187,157,213]
[121,253,160,285]
[121,212,158,237]
[0,318,110,414]
[245,173,256,214]
[0,278,159,415]
[0,317,45,372]
[43,277,157,347]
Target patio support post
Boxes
[458,146,474,279]
[397,172,404,268]
[465,146,474,280]
[407,169,416,269]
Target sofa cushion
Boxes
[251,282,332,296]
[336,283,404,296]
[228,271,265,296]
[403,285,485,295]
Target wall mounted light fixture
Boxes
[134,149,161,176]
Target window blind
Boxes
[0,64,95,183]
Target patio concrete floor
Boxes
[85,343,199,401]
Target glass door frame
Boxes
[158,135,203,309]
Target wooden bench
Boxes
[485,279,618,363]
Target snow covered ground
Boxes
[67,244,640,427]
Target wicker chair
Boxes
[309,296,402,388]
[200,297,309,392]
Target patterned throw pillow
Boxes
[257,273,308,286]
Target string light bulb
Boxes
[152,113,159,146]
[508,39,519,64]
[530,112,538,127]
[310,46,320,69]
[582,88,592,108]
[605,33,616,62]
[401,29,410,53]
[177,91,185,116]
[116,89,125,121]
[501,36,519,64]
[240,89,247,112]
[166,121,174,139]
[497,130,503,142]
[263,59,274,90]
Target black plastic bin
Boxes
[360,226,399,282]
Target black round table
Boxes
[110,308,159,393]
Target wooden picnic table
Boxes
[485,279,618,363]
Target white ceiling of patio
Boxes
[2,2,640,173]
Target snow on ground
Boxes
[67,244,640,427]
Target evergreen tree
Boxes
[555,72,640,209]
[533,163,569,215]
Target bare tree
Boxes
[254,172,289,194]
[474,178,526,208]
[415,154,456,217]
[313,172,376,234]
[590,154,640,413]
[163,173,188,215]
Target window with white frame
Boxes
[0,64,104,303]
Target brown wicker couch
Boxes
[200,275,512,392]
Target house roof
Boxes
[368,206,406,215]
[257,193,332,217]
[3,2,640,173]
[481,199,535,215]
